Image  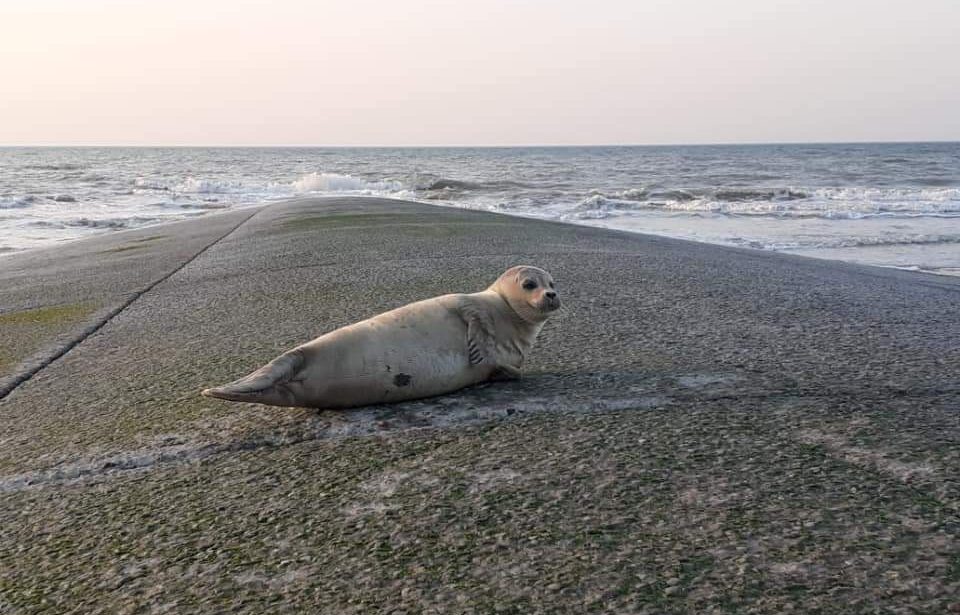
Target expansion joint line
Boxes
[0,207,264,402]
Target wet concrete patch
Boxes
[0,301,102,384]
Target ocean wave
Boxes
[421,178,481,191]
[617,188,657,201]
[174,178,248,194]
[714,188,809,202]
[741,233,960,251]
[812,186,960,202]
[132,172,407,197]
[22,163,85,171]
[567,186,960,220]
[135,176,248,194]
[0,196,36,209]
[587,187,808,204]
[133,178,171,191]
[65,216,162,230]
[130,171,550,202]
[183,201,230,210]
[413,175,537,192]
[291,172,403,193]
[573,194,644,213]
[484,179,537,190]
[906,177,958,187]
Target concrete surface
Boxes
[0,197,958,614]
[0,207,260,395]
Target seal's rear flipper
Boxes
[201,350,304,405]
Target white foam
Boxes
[66,216,163,230]
[565,186,960,221]
[134,172,407,198]
[291,172,403,194]
[176,177,254,194]
[740,233,960,251]
[133,178,170,191]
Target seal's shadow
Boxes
[0,370,745,493]
[288,370,739,441]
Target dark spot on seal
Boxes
[393,373,412,387]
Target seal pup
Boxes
[201,266,560,408]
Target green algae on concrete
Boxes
[0,302,95,326]
[0,301,99,376]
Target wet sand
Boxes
[1,197,958,613]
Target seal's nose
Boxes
[545,291,557,300]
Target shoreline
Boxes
[5,143,957,276]
[2,196,958,612]
[3,193,958,278]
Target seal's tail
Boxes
[201,349,304,406]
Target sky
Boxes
[1,0,958,146]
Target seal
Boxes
[201,265,561,408]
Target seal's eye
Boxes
[522,280,537,291]
[548,281,555,289]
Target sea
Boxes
[1,143,958,275]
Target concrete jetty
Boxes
[1,197,957,613]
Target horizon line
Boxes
[1,139,959,149]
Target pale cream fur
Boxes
[202,266,560,408]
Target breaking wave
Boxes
[568,186,960,220]
[290,172,403,193]
[416,177,535,192]
[134,172,407,196]
[421,178,481,191]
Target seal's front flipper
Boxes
[467,327,486,365]
[458,297,497,366]
[201,349,304,406]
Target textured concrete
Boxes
[0,207,260,391]
[0,197,958,614]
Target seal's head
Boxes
[490,265,561,323]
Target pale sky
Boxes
[1,0,958,146]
